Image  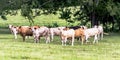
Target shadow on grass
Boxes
[11,56,30,59]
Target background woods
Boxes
[0,0,120,32]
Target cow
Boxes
[64,26,85,44]
[17,26,33,41]
[84,27,100,44]
[31,26,50,43]
[8,25,18,39]
[94,25,103,40]
[49,27,65,41]
[58,27,75,46]
[74,27,85,44]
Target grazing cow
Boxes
[84,27,100,44]
[32,26,50,43]
[74,27,85,44]
[58,28,75,46]
[8,25,18,39]
[94,25,103,40]
[64,26,85,44]
[17,26,33,41]
[49,27,65,41]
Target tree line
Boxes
[0,0,120,32]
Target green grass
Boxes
[0,28,120,60]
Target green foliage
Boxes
[0,0,120,31]
[44,22,59,28]
[1,15,7,20]
[60,8,71,20]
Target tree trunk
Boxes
[91,12,95,27]
[119,24,120,32]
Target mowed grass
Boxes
[0,28,120,60]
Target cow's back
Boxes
[18,26,33,36]
[75,28,84,37]
[84,28,99,36]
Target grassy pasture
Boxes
[0,11,120,60]
[0,28,120,60]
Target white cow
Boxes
[94,25,103,40]
[58,28,75,46]
[32,26,50,43]
[49,27,65,41]
[9,25,18,39]
[84,27,99,44]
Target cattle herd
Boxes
[9,25,103,46]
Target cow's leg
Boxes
[45,36,49,44]
[51,34,54,41]
[61,37,64,46]
[78,37,81,41]
[22,36,25,42]
[14,33,17,39]
[37,37,40,43]
[71,35,74,46]
[81,35,84,45]
[101,32,103,40]
[34,38,36,43]
[34,36,38,43]
[85,35,89,44]
[46,36,50,44]
[61,40,64,46]
[64,37,67,46]
[97,33,100,40]
[45,36,48,44]
[93,34,98,44]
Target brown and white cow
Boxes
[8,25,18,39]
[64,26,86,44]
[17,26,33,41]
[58,27,75,46]
[31,26,50,43]
[74,27,85,44]
[49,27,65,41]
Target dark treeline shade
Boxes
[0,0,120,32]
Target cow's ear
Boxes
[29,27,31,29]
[19,26,21,28]
[80,26,82,28]
[34,27,37,30]
[82,27,84,29]
[14,27,16,28]
[11,25,13,27]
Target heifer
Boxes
[94,25,103,40]
[58,27,75,46]
[64,26,85,44]
[74,27,85,44]
[32,26,50,43]
[49,27,65,41]
[84,27,99,44]
[8,25,18,39]
[17,26,33,41]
